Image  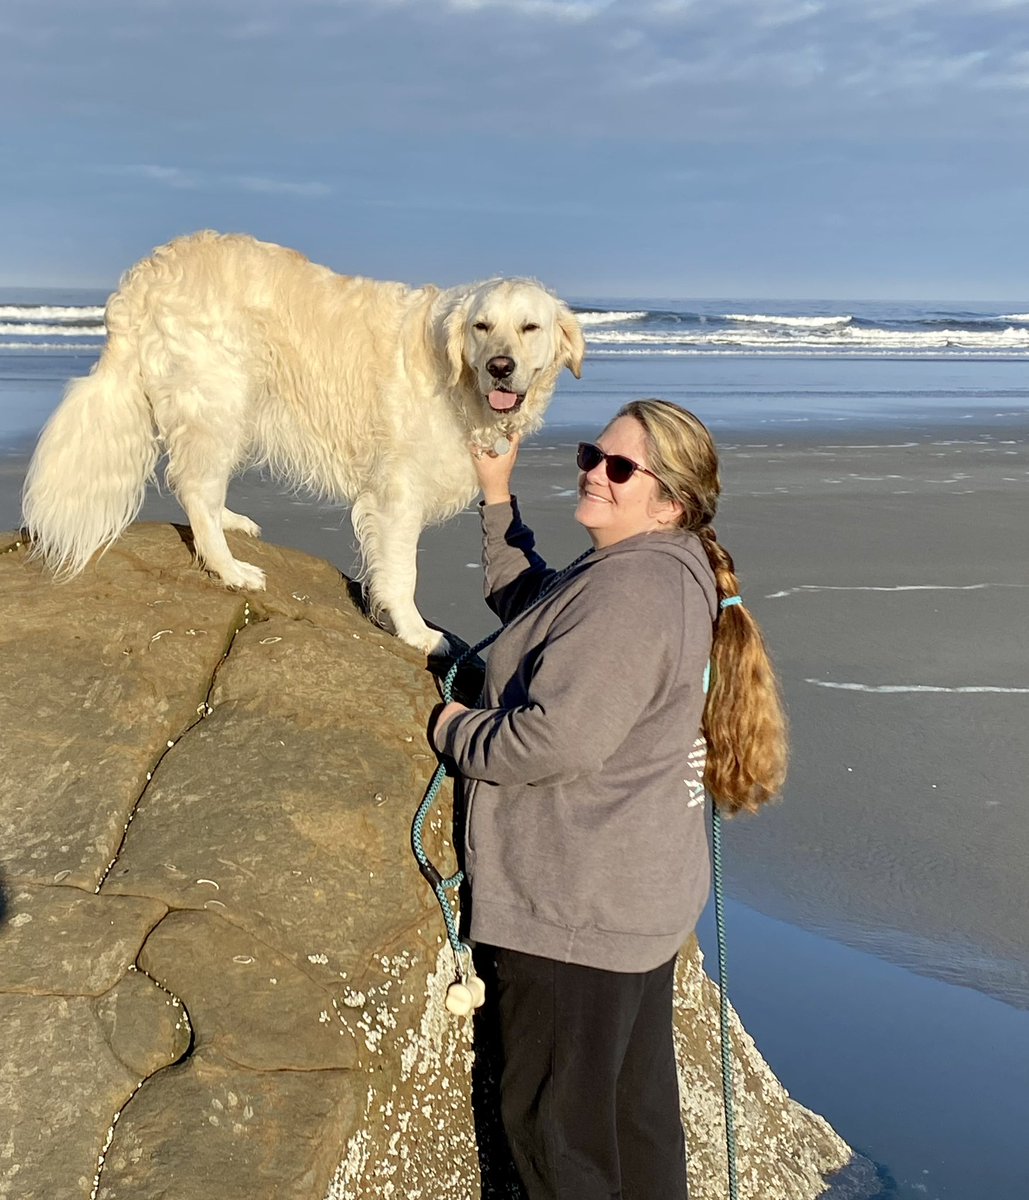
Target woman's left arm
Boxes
[436,557,709,784]
[433,701,468,744]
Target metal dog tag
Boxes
[492,436,511,456]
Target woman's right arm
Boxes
[472,437,559,621]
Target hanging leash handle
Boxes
[413,633,499,1017]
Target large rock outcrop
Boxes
[1,523,860,1199]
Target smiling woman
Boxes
[430,397,787,1198]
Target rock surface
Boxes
[1,523,860,1199]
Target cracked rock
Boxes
[96,1049,358,1200]
[0,994,140,1200]
[93,968,192,1078]
[2,885,166,996]
[138,910,356,1071]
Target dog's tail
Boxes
[22,331,158,578]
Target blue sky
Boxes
[2,0,1028,299]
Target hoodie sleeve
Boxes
[439,553,710,785]
[480,498,563,623]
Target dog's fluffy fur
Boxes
[22,231,585,653]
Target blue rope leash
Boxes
[411,629,500,972]
[711,803,739,1200]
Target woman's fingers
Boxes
[472,432,522,493]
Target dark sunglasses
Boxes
[577,441,659,484]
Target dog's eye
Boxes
[522,323,540,333]
[473,321,490,332]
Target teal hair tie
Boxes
[720,596,742,610]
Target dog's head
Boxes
[444,278,585,435]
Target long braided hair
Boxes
[615,399,788,815]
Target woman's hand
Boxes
[432,700,469,750]
[472,433,521,505]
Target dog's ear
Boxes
[558,304,585,379]
[444,298,470,388]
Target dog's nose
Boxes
[486,356,515,380]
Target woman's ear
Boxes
[655,496,685,527]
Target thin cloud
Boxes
[110,165,331,198]
[446,0,606,17]
[124,165,202,190]
[237,176,331,197]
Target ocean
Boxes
[2,290,1028,1199]
[7,293,1029,360]
[3,293,1029,446]
[578,298,1029,359]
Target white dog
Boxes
[22,231,585,654]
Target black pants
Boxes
[491,947,688,1200]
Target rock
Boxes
[101,613,437,974]
[0,530,247,891]
[0,523,859,1200]
[0,993,141,1200]
[1,885,165,996]
[96,1048,358,1200]
[673,935,849,1198]
[138,910,357,1071]
[93,968,192,1078]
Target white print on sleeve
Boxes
[684,736,707,808]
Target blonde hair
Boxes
[615,399,788,815]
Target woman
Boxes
[432,399,787,1200]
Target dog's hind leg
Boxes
[352,494,446,657]
[221,507,262,537]
[176,472,267,591]
[157,381,266,591]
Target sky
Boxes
[2,0,1029,300]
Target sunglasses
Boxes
[577,442,659,485]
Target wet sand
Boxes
[3,420,1028,1009]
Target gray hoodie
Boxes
[439,499,717,973]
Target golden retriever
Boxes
[22,231,585,654]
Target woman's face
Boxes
[574,415,682,549]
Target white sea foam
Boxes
[0,322,105,337]
[766,583,1027,599]
[806,679,1029,694]
[0,341,105,351]
[574,310,647,326]
[587,325,1029,352]
[0,305,105,321]
[724,313,853,328]
[999,313,1029,322]
[587,347,1028,359]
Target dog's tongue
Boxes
[488,390,519,412]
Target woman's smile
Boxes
[574,415,680,548]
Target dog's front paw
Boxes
[217,560,267,591]
[426,631,452,659]
[401,627,451,658]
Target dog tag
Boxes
[492,436,511,456]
